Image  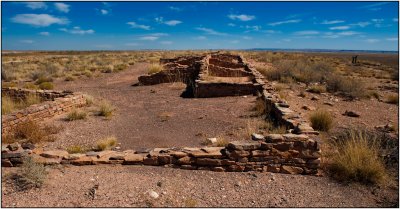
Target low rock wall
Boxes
[1,133,320,175]
[1,88,87,134]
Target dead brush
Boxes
[309,109,333,132]
[12,156,47,191]
[386,94,398,105]
[4,121,58,144]
[95,136,118,151]
[66,109,87,121]
[326,129,387,185]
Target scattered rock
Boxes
[323,102,334,106]
[280,165,304,174]
[311,96,319,101]
[343,110,360,117]
[227,141,261,151]
[301,105,315,111]
[7,143,20,151]
[205,138,217,144]
[251,133,265,141]
[21,143,35,150]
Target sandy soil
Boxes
[44,63,259,150]
[2,165,398,208]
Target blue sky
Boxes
[2,1,399,51]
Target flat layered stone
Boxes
[196,158,222,166]
[143,156,158,165]
[70,156,95,166]
[227,141,261,151]
[282,134,309,142]
[32,155,61,165]
[265,134,284,143]
[190,150,223,158]
[176,156,194,165]
[280,165,304,174]
[251,133,265,141]
[169,151,187,158]
[40,150,69,159]
[64,153,85,160]
[123,154,145,164]
[273,142,293,152]
[251,150,270,157]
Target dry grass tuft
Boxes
[184,198,198,207]
[310,109,333,132]
[327,130,387,185]
[66,109,87,121]
[66,145,88,154]
[38,82,54,90]
[1,94,42,115]
[98,101,115,118]
[95,136,118,151]
[147,64,164,74]
[2,121,60,144]
[386,94,398,105]
[307,85,327,94]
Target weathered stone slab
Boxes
[227,141,261,151]
[280,165,304,174]
[196,158,222,166]
[40,150,69,159]
[123,154,145,164]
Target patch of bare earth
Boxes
[1,165,395,207]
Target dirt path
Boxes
[2,165,395,208]
[48,63,258,150]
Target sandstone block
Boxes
[265,134,284,143]
[227,165,245,172]
[1,159,13,167]
[273,142,293,152]
[227,141,261,151]
[143,156,159,165]
[211,167,225,172]
[40,150,69,159]
[251,133,265,141]
[251,150,270,157]
[123,154,145,165]
[280,165,304,174]
[196,158,222,166]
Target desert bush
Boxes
[6,121,57,144]
[64,75,76,81]
[13,157,47,190]
[114,64,128,72]
[2,82,17,88]
[252,97,267,116]
[148,64,164,74]
[158,111,174,122]
[66,145,87,154]
[84,94,94,106]
[35,76,53,85]
[2,96,16,114]
[326,75,365,98]
[307,85,327,94]
[66,109,87,121]
[101,65,114,73]
[310,109,333,131]
[38,82,54,90]
[327,130,387,184]
[95,136,117,151]
[386,94,399,105]
[98,101,115,117]
[23,83,38,90]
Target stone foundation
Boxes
[2,133,320,175]
[1,88,87,134]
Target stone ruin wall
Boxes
[1,53,321,175]
[2,133,320,175]
[1,87,87,134]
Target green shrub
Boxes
[328,130,387,185]
[39,82,54,90]
[310,110,333,131]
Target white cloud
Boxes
[230,40,240,44]
[228,14,255,21]
[160,41,173,45]
[11,14,68,27]
[54,3,70,13]
[164,20,182,26]
[194,36,207,40]
[268,19,301,26]
[139,36,159,41]
[242,36,252,40]
[321,20,344,24]
[169,6,182,11]
[263,30,281,34]
[195,27,227,36]
[228,23,236,27]
[244,25,261,31]
[60,26,94,35]
[39,31,49,36]
[371,18,384,23]
[359,2,388,11]
[25,2,47,9]
[393,18,399,22]
[282,39,291,42]
[137,33,167,41]
[155,17,182,26]
[365,39,380,43]
[337,31,359,36]
[329,26,350,30]
[294,30,320,35]
[101,9,109,15]
[386,37,398,41]
[20,40,34,44]
[127,22,151,30]
[350,22,371,27]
